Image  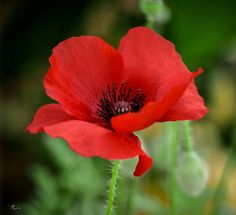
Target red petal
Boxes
[27,104,76,134]
[111,71,202,134]
[118,26,192,102]
[43,120,143,160]
[159,80,208,121]
[44,36,123,121]
[27,104,153,176]
[133,151,153,177]
[111,102,158,134]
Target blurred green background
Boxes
[1,0,236,214]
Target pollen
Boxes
[96,82,145,122]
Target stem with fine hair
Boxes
[211,116,236,215]
[106,160,121,215]
[126,179,138,215]
[169,122,179,215]
[146,19,155,29]
[183,121,193,152]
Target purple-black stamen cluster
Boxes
[96,82,145,122]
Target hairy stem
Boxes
[183,121,193,152]
[169,122,179,215]
[211,117,236,215]
[126,179,137,215]
[146,19,155,29]
[106,160,121,215]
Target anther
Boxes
[96,82,145,122]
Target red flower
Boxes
[27,27,207,176]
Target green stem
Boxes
[106,160,121,215]
[211,117,236,215]
[126,179,138,215]
[183,121,193,152]
[146,19,155,29]
[169,122,179,215]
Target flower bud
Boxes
[176,151,208,197]
[139,0,170,24]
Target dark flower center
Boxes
[96,82,145,122]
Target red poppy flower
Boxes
[27,27,207,176]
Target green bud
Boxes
[140,0,162,17]
[139,0,170,24]
[176,151,208,197]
